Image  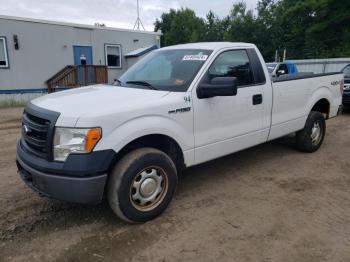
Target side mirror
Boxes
[197,77,238,99]
[276,70,286,76]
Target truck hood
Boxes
[31,85,170,126]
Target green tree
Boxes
[305,0,350,57]
[224,2,269,56]
[154,0,350,59]
[224,1,257,43]
[203,11,228,42]
[255,0,280,60]
[269,0,350,59]
[154,8,205,46]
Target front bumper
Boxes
[343,92,350,106]
[338,104,344,115]
[16,141,116,204]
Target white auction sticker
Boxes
[182,55,208,61]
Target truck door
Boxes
[192,48,271,164]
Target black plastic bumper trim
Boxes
[342,94,350,105]
[16,155,107,204]
[17,141,116,177]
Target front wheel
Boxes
[107,148,178,223]
[296,111,326,153]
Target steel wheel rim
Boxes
[129,166,168,211]
[310,121,322,146]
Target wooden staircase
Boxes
[46,65,108,93]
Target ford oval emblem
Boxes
[23,124,30,134]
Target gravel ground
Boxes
[0,106,350,262]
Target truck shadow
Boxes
[179,135,296,185]
[2,136,298,242]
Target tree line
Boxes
[154,0,350,61]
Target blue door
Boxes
[73,46,93,65]
[73,46,93,85]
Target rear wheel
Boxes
[296,111,326,153]
[107,148,177,223]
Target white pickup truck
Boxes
[17,42,343,223]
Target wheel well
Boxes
[115,134,185,172]
[311,99,330,119]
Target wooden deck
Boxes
[46,65,108,93]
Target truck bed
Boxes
[272,72,341,82]
[268,72,343,141]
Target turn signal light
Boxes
[85,128,102,152]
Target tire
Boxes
[107,148,178,223]
[296,111,326,153]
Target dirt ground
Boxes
[0,106,350,262]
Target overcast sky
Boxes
[0,0,259,31]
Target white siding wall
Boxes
[0,16,160,90]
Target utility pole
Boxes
[275,50,278,62]
[283,49,287,61]
[133,0,145,30]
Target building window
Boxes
[0,37,9,68]
[105,44,121,68]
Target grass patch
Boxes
[0,100,27,108]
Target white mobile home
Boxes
[0,15,161,103]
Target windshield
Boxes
[343,65,350,78]
[118,49,213,92]
[266,63,277,73]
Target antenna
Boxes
[133,0,145,30]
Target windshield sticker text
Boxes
[182,55,208,61]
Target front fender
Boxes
[94,114,193,157]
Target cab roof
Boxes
[161,42,256,51]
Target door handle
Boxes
[252,94,263,105]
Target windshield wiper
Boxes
[113,79,123,86]
[126,81,158,90]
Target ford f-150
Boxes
[16,42,343,223]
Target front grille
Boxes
[21,111,50,159]
[343,97,350,103]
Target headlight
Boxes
[53,127,102,161]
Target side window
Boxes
[0,37,9,68]
[208,50,254,86]
[105,44,121,68]
[278,63,288,74]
